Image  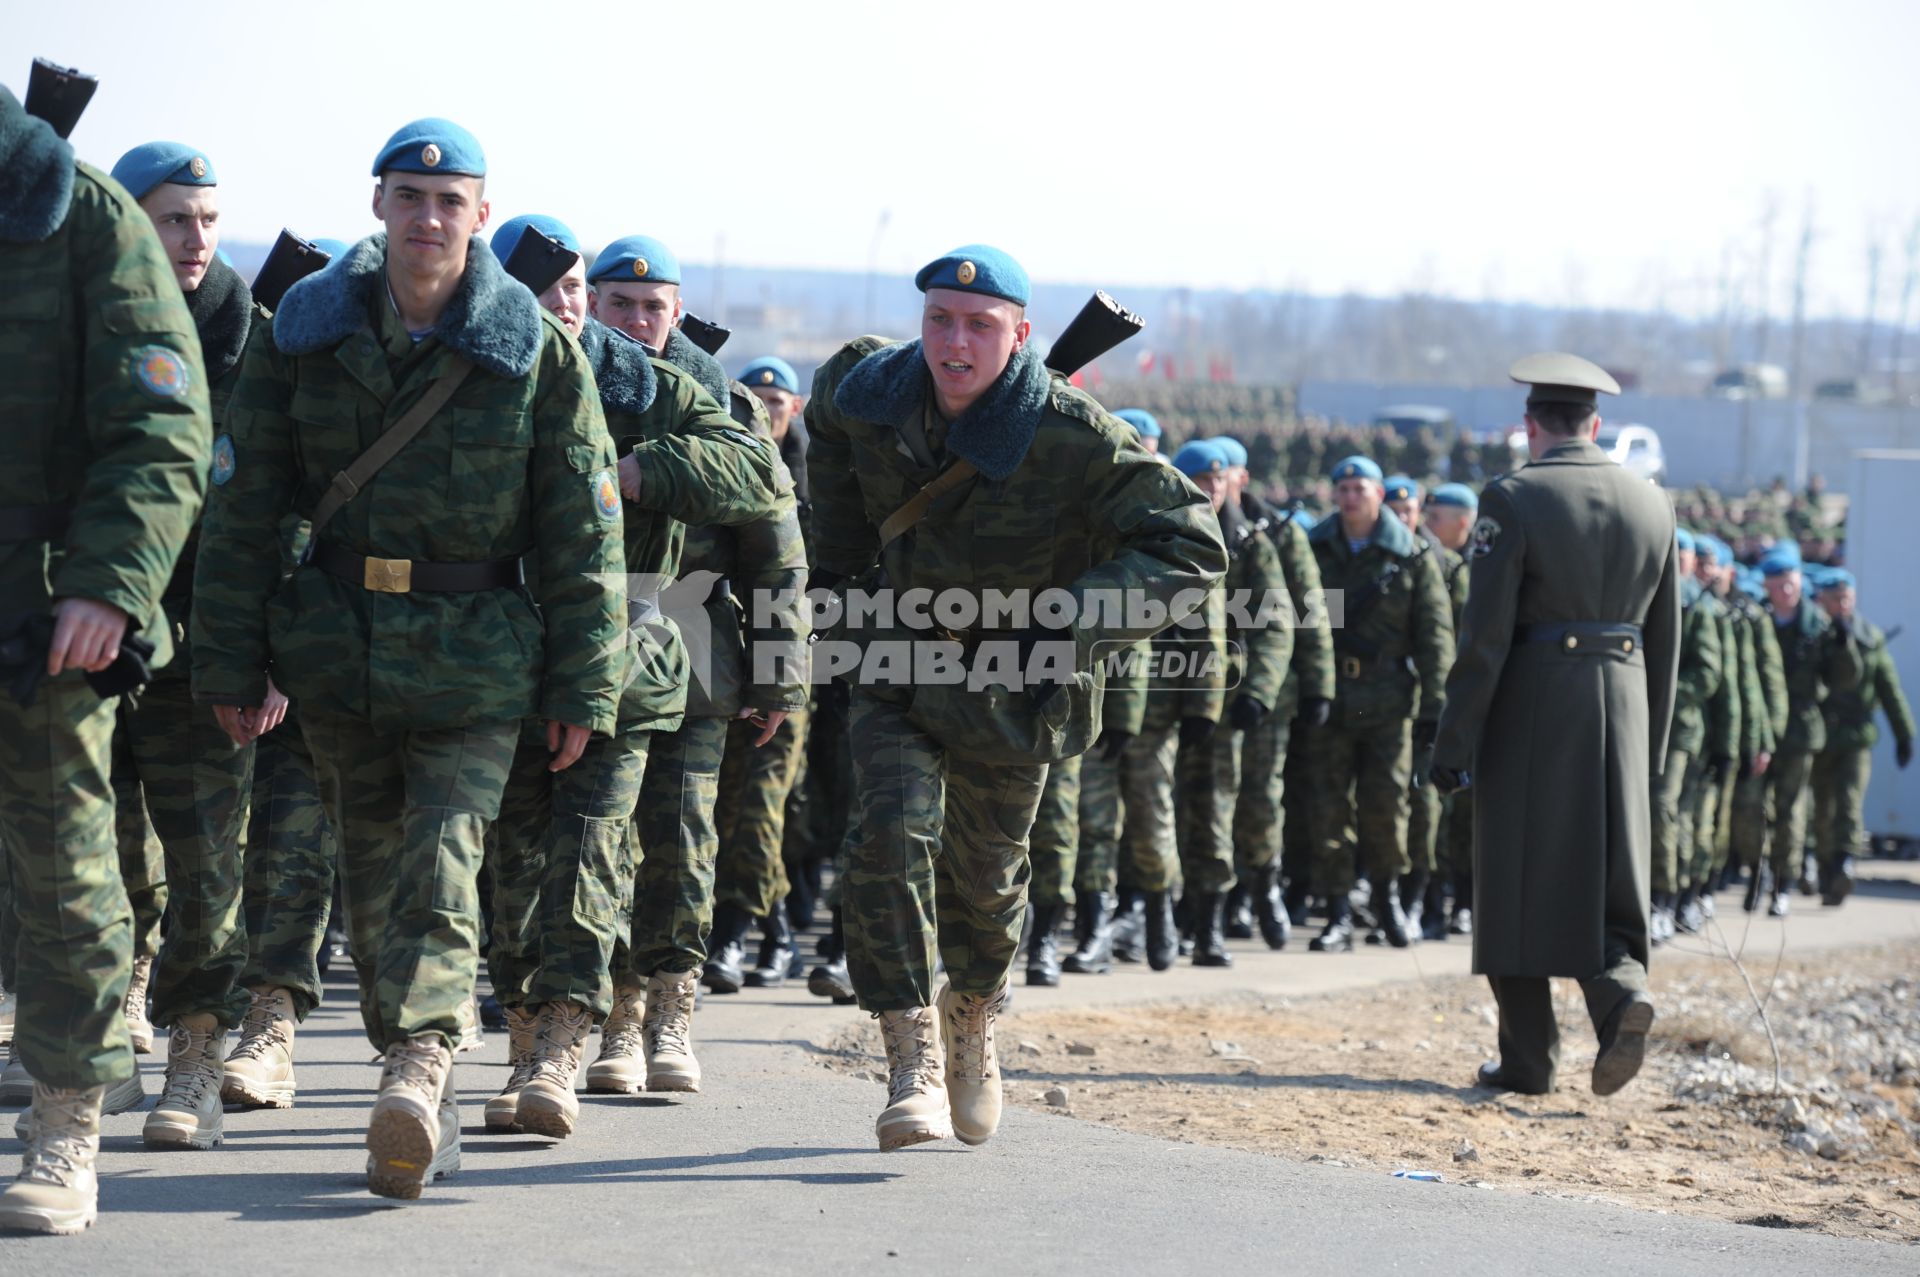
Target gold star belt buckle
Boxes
[363,556,413,593]
[1340,655,1363,680]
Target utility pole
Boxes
[1787,192,1813,398]
[1891,216,1920,398]
[1861,227,1884,378]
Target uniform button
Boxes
[1624,638,1635,654]
[1564,635,1578,651]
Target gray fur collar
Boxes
[661,326,730,404]
[0,87,75,244]
[272,232,543,378]
[833,339,1049,481]
[185,255,254,382]
[576,318,657,415]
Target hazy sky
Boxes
[14,0,1920,319]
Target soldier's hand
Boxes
[213,704,252,746]
[1096,728,1132,761]
[1899,739,1913,770]
[1228,695,1269,733]
[47,598,128,676]
[617,453,645,505]
[1753,750,1772,777]
[547,720,591,771]
[1300,696,1333,728]
[1430,765,1470,796]
[1179,716,1216,749]
[739,706,789,747]
[253,677,290,740]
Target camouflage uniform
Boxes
[0,123,210,1088]
[1813,615,1915,874]
[239,712,335,1019]
[808,338,1226,1009]
[1726,592,1786,873]
[1405,529,1466,881]
[1306,513,1454,895]
[1071,650,1150,898]
[1651,579,1723,897]
[107,743,167,961]
[1757,598,1861,883]
[192,236,628,1051]
[1687,595,1743,889]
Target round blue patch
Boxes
[210,433,237,486]
[591,468,621,522]
[131,345,191,400]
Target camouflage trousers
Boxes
[1811,746,1871,871]
[488,720,651,1018]
[114,668,252,1029]
[1177,724,1242,897]
[240,710,336,1020]
[300,711,517,1052]
[0,674,137,1088]
[1685,758,1726,889]
[1279,728,1313,887]
[1764,750,1816,880]
[1028,754,1082,908]
[716,710,807,919]
[1232,706,1293,875]
[785,690,851,901]
[1079,722,1181,896]
[617,714,726,980]
[1729,770,1771,871]
[1309,717,1413,893]
[1650,747,1696,895]
[842,689,1046,1011]
[108,727,166,960]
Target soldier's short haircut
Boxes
[1525,400,1597,436]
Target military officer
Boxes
[191,120,631,1199]
[1305,457,1454,952]
[1811,569,1911,904]
[0,83,211,1235]
[1432,353,1679,1098]
[808,245,1225,1150]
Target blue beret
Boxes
[1383,474,1421,502]
[1735,567,1765,599]
[1819,568,1855,593]
[372,117,485,178]
[110,141,216,201]
[491,214,582,268]
[1172,440,1227,478]
[738,356,800,395]
[1802,564,1833,592]
[589,235,680,286]
[310,238,352,261]
[1214,436,1249,468]
[1675,527,1695,553]
[1113,408,1161,439]
[1759,544,1802,577]
[1428,482,1477,510]
[914,244,1029,306]
[1330,455,1383,484]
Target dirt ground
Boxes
[824,941,1920,1244]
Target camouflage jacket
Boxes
[0,93,208,668]
[1705,600,1742,763]
[1243,492,1334,712]
[192,235,627,736]
[1768,597,1863,755]
[1668,577,1725,758]
[1821,616,1916,753]
[1308,510,1455,728]
[1726,592,1786,757]
[808,337,1226,762]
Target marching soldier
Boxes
[1811,569,1912,905]
[1422,482,1476,935]
[1649,529,1722,941]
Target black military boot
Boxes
[1110,890,1146,964]
[1223,885,1255,940]
[702,903,753,994]
[1250,868,1290,950]
[1374,878,1411,948]
[745,909,797,988]
[1421,875,1449,942]
[1144,891,1178,972]
[1741,861,1771,914]
[1061,891,1115,975]
[1821,855,1855,907]
[1191,893,1234,967]
[1401,870,1429,942]
[1309,897,1354,952]
[1174,892,1195,958]
[1674,886,1703,935]
[1282,876,1311,927]
[1024,902,1064,987]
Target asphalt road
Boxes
[4,866,1918,1274]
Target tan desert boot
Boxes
[643,971,702,1093]
[483,1005,538,1132]
[875,1007,952,1151]
[515,1001,591,1139]
[938,982,1008,1146]
[585,984,647,1093]
[14,1070,145,1143]
[124,956,155,1055]
[366,1034,451,1200]
[221,987,298,1109]
[143,1014,226,1149]
[0,1084,104,1235]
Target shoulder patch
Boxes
[210,433,237,486]
[591,468,622,522]
[131,345,191,400]
[1468,516,1502,559]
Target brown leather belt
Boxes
[312,542,522,594]
[0,502,72,542]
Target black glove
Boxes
[1708,754,1735,784]
[1430,765,1470,796]
[1228,695,1269,733]
[85,633,157,701]
[1015,625,1077,712]
[1179,716,1216,749]
[805,567,845,597]
[1413,720,1438,752]
[1831,613,1852,638]
[1899,739,1913,770]
[817,675,851,717]
[1096,728,1132,761]
[1299,696,1332,728]
[1739,754,1758,780]
[0,613,55,707]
